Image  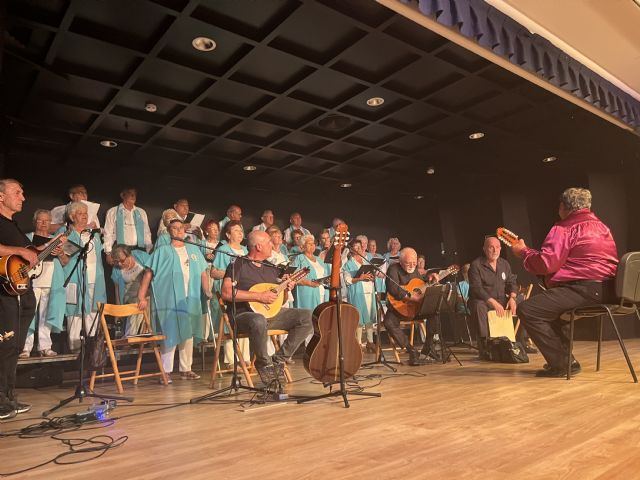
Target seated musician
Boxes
[468,236,518,359]
[220,231,313,384]
[383,247,439,366]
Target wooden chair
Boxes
[209,294,293,387]
[209,294,255,388]
[90,302,168,393]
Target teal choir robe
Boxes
[344,257,376,326]
[154,232,171,250]
[26,233,67,335]
[211,243,248,294]
[145,244,208,348]
[61,228,107,316]
[368,252,387,295]
[292,254,329,309]
[199,238,222,339]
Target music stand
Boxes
[414,284,462,366]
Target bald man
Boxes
[221,230,312,385]
[384,247,439,366]
[468,236,518,359]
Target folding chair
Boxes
[90,302,168,393]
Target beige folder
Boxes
[487,310,515,341]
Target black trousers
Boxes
[383,306,440,351]
[469,297,529,343]
[0,291,36,402]
[518,282,615,369]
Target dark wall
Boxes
[8,166,444,260]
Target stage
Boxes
[3,340,640,479]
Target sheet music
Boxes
[189,213,204,228]
[487,311,516,341]
[82,200,100,223]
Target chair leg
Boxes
[567,314,575,380]
[209,318,226,388]
[605,307,638,383]
[596,315,603,372]
[89,370,97,392]
[153,344,168,385]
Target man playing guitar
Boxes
[220,230,313,385]
[0,179,66,419]
[384,247,439,366]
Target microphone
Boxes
[287,251,304,257]
[82,228,102,235]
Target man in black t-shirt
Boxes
[221,230,313,385]
[384,248,439,366]
[0,179,40,419]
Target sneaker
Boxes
[159,374,172,384]
[39,349,58,357]
[0,403,16,420]
[19,351,30,359]
[12,401,31,414]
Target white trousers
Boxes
[67,284,98,352]
[223,338,250,364]
[23,287,53,352]
[161,337,194,373]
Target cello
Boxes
[303,223,362,383]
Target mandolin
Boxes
[387,264,460,319]
[0,229,70,296]
[248,267,310,318]
[304,223,362,384]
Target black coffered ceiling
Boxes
[2,0,639,198]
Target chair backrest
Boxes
[616,252,640,302]
[97,302,153,334]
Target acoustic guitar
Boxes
[0,331,15,343]
[304,223,362,383]
[387,264,460,319]
[0,229,69,296]
[248,267,310,318]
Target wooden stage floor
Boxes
[3,340,640,479]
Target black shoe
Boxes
[524,344,538,354]
[408,349,433,366]
[543,360,581,374]
[535,367,571,378]
[0,403,16,420]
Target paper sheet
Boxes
[487,310,516,341]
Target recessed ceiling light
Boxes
[145,102,157,113]
[414,195,424,200]
[243,165,257,171]
[366,97,384,107]
[542,156,557,163]
[469,132,485,140]
[426,167,435,175]
[340,183,352,188]
[100,140,117,148]
[192,36,216,52]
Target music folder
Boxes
[370,257,385,267]
[355,264,376,278]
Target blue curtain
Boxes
[401,0,640,130]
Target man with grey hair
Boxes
[384,247,439,366]
[512,187,618,377]
[103,187,152,264]
[252,209,274,232]
[49,184,100,233]
[221,230,313,385]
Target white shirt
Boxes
[252,223,269,232]
[174,246,190,295]
[283,225,310,246]
[103,204,152,254]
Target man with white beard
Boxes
[383,248,438,366]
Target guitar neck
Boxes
[35,229,70,263]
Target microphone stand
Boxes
[189,239,291,404]
[43,230,130,417]
[347,250,401,371]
